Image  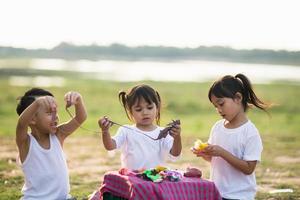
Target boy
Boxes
[16,88,87,200]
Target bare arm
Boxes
[16,96,56,163]
[56,92,87,142]
[169,124,182,157]
[98,117,116,150]
[204,145,257,175]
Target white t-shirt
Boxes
[208,119,263,200]
[112,125,179,170]
[18,134,70,200]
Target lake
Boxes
[2,59,300,86]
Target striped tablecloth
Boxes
[90,171,221,200]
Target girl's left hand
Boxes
[202,144,224,157]
[169,124,181,139]
[64,91,82,108]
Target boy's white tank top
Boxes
[19,134,70,200]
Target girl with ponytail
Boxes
[193,74,271,200]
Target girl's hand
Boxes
[169,124,181,139]
[64,91,82,108]
[202,144,224,157]
[98,116,112,134]
[191,147,207,157]
[191,147,212,161]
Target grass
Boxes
[0,74,300,199]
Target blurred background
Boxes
[0,0,299,199]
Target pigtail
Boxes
[118,91,132,121]
[155,91,161,125]
[235,74,270,112]
[118,91,127,108]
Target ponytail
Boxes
[209,73,271,113]
[235,74,269,112]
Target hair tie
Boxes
[235,76,243,85]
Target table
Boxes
[89,171,221,200]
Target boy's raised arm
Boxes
[16,96,56,161]
[57,92,87,141]
[16,100,38,145]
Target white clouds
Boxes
[0,0,299,50]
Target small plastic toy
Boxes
[193,139,208,151]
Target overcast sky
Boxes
[1,0,299,50]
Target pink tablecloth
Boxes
[90,171,221,200]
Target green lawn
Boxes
[0,76,299,199]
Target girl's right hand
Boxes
[191,147,206,157]
[98,116,112,134]
[191,147,212,161]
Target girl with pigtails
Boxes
[98,84,182,170]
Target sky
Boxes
[1,0,300,50]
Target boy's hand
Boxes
[98,116,112,134]
[36,96,57,113]
[57,91,87,140]
[64,91,82,108]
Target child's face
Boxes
[210,94,243,122]
[34,105,59,134]
[130,98,157,128]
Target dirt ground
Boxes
[1,136,299,197]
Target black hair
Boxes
[208,74,270,112]
[119,84,161,125]
[16,88,54,115]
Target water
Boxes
[4,59,300,86]
[30,59,300,83]
[9,76,65,87]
